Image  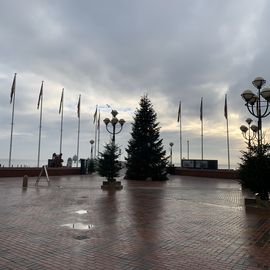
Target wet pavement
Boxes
[0,173,269,269]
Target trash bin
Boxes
[80,159,86,174]
[48,159,54,167]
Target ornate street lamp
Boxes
[90,140,94,159]
[169,142,174,166]
[103,110,125,143]
[240,118,258,148]
[241,77,270,149]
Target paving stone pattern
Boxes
[0,174,269,269]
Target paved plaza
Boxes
[0,173,269,270]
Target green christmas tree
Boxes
[125,95,168,181]
[239,143,270,201]
[97,142,122,182]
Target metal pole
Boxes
[224,94,230,169]
[226,114,230,169]
[94,121,97,158]
[76,113,80,167]
[248,122,251,148]
[60,101,64,154]
[91,144,93,159]
[257,88,262,150]
[97,111,100,157]
[187,140,190,159]
[37,81,44,167]
[170,146,172,165]
[9,88,16,167]
[97,128,100,157]
[179,109,182,166]
[112,124,116,143]
[200,97,204,160]
[201,120,203,160]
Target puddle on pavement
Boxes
[75,210,88,215]
[74,235,89,240]
[61,223,94,230]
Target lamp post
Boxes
[240,118,258,148]
[90,140,94,159]
[103,110,125,143]
[187,140,190,159]
[169,142,174,166]
[241,77,270,149]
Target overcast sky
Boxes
[1,0,270,168]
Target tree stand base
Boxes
[101,181,123,190]
[245,195,270,210]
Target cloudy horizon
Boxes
[1,0,270,168]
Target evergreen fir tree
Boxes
[97,142,121,182]
[239,143,270,201]
[125,95,168,181]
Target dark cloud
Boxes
[0,0,270,167]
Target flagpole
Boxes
[93,105,98,158]
[76,95,81,167]
[97,110,100,158]
[9,73,17,167]
[201,120,203,160]
[94,120,98,158]
[59,88,64,155]
[60,105,64,154]
[180,114,182,167]
[226,116,230,169]
[177,101,182,166]
[76,116,80,167]
[37,81,44,167]
[225,94,231,169]
[200,97,204,160]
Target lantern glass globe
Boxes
[252,77,266,89]
[261,87,270,101]
[240,125,248,133]
[241,90,255,102]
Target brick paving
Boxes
[0,173,269,270]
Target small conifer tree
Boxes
[97,142,121,182]
[239,143,270,201]
[125,95,168,180]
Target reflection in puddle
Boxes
[61,223,94,230]
[75,210,88,215]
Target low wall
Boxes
[0,167,81,178]
[173,167,240,179]
[0,166,239,179]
